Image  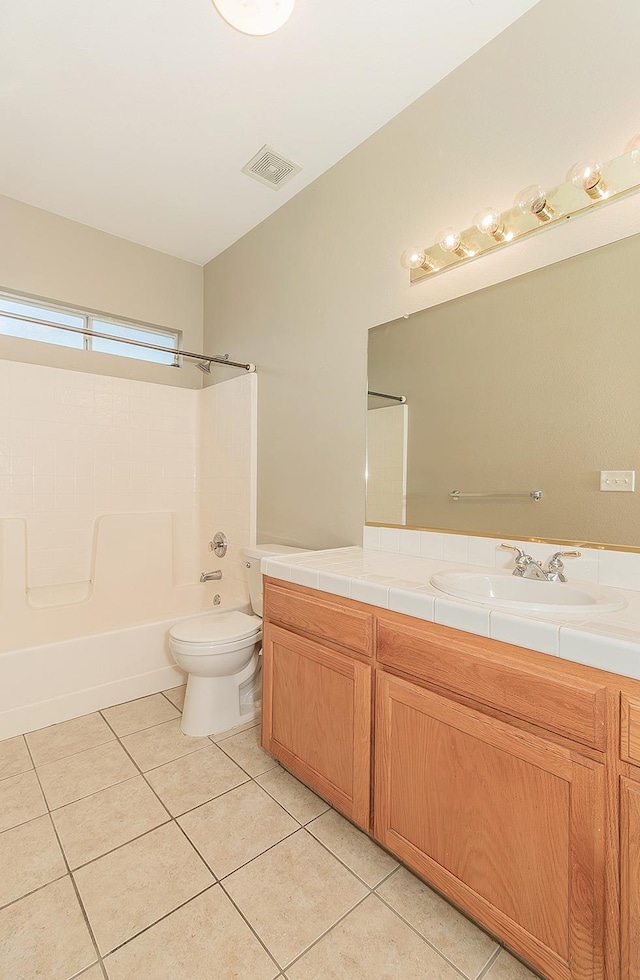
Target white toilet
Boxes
[169,544,305,737]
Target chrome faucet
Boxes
[500,544,581,582]
[200,569,222,583]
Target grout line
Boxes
[373,889,483,980]
[26,732,117,771]
[299,822,395,891]
[21,734,106,975]
[215,876,288,975]
[279,890,373,972]
[476,945,502,979]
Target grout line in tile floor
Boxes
[476,945,503,979]
[21,729,105,974]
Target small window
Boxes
[90,318,178,365]
[0,292,180,366]
[0,296,85,349]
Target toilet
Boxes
[169,544,305,737]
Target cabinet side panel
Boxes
[621,777,640,980]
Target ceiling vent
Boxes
[242,145,302,190]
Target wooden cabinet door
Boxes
[621,776,640,980]
[374,671,605,980]
[261,623,372,829]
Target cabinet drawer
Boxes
[377,617,607,750]
[264,581,373,657]
[621,695,640,765]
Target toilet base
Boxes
[180,651,261,737]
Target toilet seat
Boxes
[169,611,262,658]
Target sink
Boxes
[430,569,627,614]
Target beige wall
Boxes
[203,0,640,550]
[0,195,204,388]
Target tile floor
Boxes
[0,688,541,979]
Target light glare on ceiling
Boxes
[212,0,296,36]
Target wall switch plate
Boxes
[600,470,635,492]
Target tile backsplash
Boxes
[363,525,640,593]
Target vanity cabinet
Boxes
[261,584,373,829]
[261,577,640,980]
[375,670,604,980]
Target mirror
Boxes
[367,232,640,549]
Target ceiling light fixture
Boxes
[402,132,640,284]
[211,0,296,36]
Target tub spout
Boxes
[200,570,222,582]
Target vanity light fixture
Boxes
[515,184,554,222]
[211,0,295,36]
[627,134,640,164]
[403,132,640,284]
[400,247,439,272]
[569,160,608,200]
[437,228,474,258]
[474,207,512,242]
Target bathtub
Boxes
[0,513,247,739]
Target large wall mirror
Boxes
[367,232,640,550]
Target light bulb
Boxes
[437,228,473,258]
[570,160,607,199]
[626,134,640,164]
[211,0,296,36]
[515,184,553,222]
[473,207,509,241]
[400,248,438,272]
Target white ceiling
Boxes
[0,0,539,265]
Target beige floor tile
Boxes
[287,893,462,980]
[0,769,47,833]
[102,693,180,736]
[78,966,105,979]
[0,814,67,908]
[52,775,170,868]
[104,885,278,980]
[121,718,209,771]
[224,829,368,968]
[210,718,261,742]
[145,743,248,817]
[74,821,214,954]
[179,781,298,878]
[256,765,330,824]
[377,867,499,978]
[37,740,138,810]
[0,735,32,781]
[217,724,278,776]
[0,875,97,980]
[484,949,541,979]
[162,685,185,710]
[26,712,114,767]
[306,809,398,887]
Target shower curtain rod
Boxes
[367,389,407,404]
[3,310,256,373]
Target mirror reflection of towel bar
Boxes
[450,490,543,502]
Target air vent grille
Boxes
[242,145,302,190]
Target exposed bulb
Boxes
[473,207,509,241]
[437,228,473,257]
[515,184,553,221]
[400,248,437,272]
[570,160,607,199]
[626,134,640,164]
[211,0,295,36]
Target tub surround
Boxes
[261,531,640,681]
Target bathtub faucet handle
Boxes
[200,570,223,583]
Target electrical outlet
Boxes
[600,470,635,492]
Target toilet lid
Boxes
[170,611,262,644]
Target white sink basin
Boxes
[430,569,627,614]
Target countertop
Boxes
[262,546,640,681]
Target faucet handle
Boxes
[500,543,525,559]
[548,550,581,566]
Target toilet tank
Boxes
[244,544,308,617]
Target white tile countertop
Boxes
[261,544,640,682]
